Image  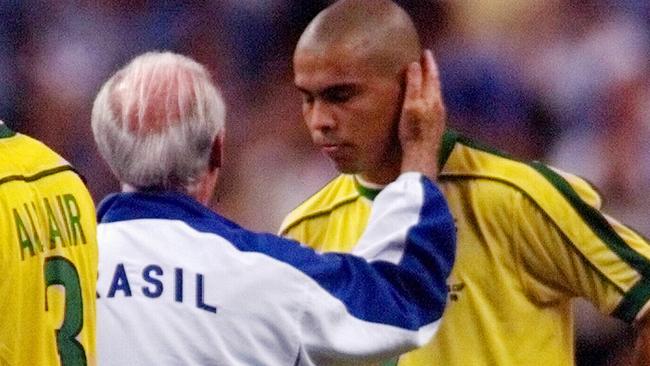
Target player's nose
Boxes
[307,101,337,132]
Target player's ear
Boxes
[398,63,410,109]
[208,133,223,171]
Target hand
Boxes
[399,49,446,181]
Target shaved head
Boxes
[296,0,421,77]
[294,0,427,184]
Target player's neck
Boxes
[355,175,387,189]
[358,164,401,186]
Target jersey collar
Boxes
[439,130,458,169]
[97,190,227,226]
[353,130,459,201]
[353,176,384,201]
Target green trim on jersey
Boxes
[453,173,627,296]
[447,135,650,321]
[354,177,381,201]
[0,165,76,187]
[529,162,650,278]
[280,194,361,235]
[0,131,97,365]
[351,130,479,201]
[0,123,16,138]
[439,129,512,170]
[448,134,646,278]
[283,130,650,365]
[612,278,650,322]
[438,130,459,168]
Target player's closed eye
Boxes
[322,86,357,104]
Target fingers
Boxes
[421,49,441,104]
[404,49,442,108]
[404,61,423,105]
[398,50,446,180]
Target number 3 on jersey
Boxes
[44,256,87,366]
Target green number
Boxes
[44,256,87,366]
[380,357,399,366]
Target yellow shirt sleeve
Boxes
[511,169,650,322]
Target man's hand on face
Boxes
[399,49,446,182]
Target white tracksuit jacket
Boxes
[96,172,455,365]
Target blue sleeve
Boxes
[223,172,456,331]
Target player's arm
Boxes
[508,171,650,352]
[398,49,445,182]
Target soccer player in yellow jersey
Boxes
[0,121,98,365]
[280,0,650,365]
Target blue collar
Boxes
[97,191,237,230]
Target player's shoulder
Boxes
[0,127,70,177]
[0,125,88,203]
[441,131,601,208]
[279,174,361,235]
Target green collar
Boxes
[0,123,15,139]
[353,177,383,201]
[439,130,459,169]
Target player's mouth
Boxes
[321,143,342,154]
[314,137,351,158]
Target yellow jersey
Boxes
[0,123,98,366]
[280,131,650,366]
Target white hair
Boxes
[91,51,226,193]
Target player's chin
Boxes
[325,152,365,174]
[333,160,363,175]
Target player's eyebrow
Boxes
[296,86,312,95]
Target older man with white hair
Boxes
[92,51,455,365]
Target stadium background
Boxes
[0,1,648,364]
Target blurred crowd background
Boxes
[1,0,648,364]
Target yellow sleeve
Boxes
[511,176,650,323]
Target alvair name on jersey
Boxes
[13,193,87,260]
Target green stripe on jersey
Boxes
[450,133,650,319]
[439,130,459,168]
[453,131,512,160]
[282,195,361,234]
[612,277,650,322]
[0,166,76,187]
[452,133,650,280]
[530,162,650,279]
